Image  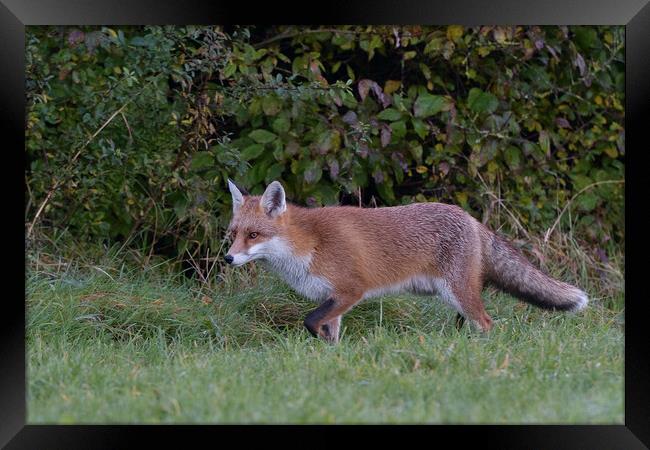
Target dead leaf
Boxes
[384,80,401,95]
[575,53,586,76]
[439,162,450,177]
[380,124,392,147]
[80,292,110,302]
[358,79,374,101]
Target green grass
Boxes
[26,254,624,424]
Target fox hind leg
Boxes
[455,288,493,332]
[321,315,342,344]
[455,313,465,330]
[440,278,492,332]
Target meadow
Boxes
[26,240,624,424]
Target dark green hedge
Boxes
[25,25,624,257]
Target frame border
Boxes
[4,1,649,447]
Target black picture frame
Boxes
[3,1,649,448]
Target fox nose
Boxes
[224,255,234,264]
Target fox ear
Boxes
[227,179,244,214]
[260,181,286,218]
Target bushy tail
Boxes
[484,233,588,312]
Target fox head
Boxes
[224,179,290,266]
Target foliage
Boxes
[25,25,625,261]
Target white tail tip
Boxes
[570,291,589,312]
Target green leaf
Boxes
[603,147,618,159]
[376,179,395,203]
[523,141,544,161]
[419,63,432,80]
[413,93,446,118]
[240,144,265,161]
[447,25,464,42]
[412,119,429,139]
[424,37,444,55]
[249,129,277,144]
[352,164,368,187]
[262,96,282,116]
[346,64,355,81]
[479,139,498,166]
[246,153,274,185]
[265,163,284,184]
[576,192,599,212]
[271,116,290,134]
[403,51,417,61]
[504,145,521,169]
[315,130,341,153]
[311,183,339,205]
[190,152,214,170]
[572,174,592,191]
[304,161,323,184]
[377,108,403,121]
[390,120,407,139]
[129,36,151,47]
[574,27,598,52]
[409,142,423,163]
[538,130,550,156]
[455,191,468,207]
[173,196,188,219]
[467,88,498,114]
[222,63,237,78]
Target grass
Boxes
[26,241,625,424]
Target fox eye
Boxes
[248,232,258,239]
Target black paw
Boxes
[455,313,466,330]
[303,316,319,338]
[321,323,331,338]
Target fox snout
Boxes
[224,249,255,266]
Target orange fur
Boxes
[226,181,588,343]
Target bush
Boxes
[25,25,624,261]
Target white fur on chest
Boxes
[254,237,332,302]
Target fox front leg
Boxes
[304,298,337,343]
[304,296,354,344]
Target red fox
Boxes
[225,180,588,343]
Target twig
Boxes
[70,99,134,164]
[121,112,133,143]
[186,248,207,284]
[25,174,34,221]
[26,184,59,239]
